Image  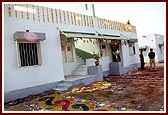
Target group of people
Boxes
[139,48,156,70]
[127,20,156,70]
[126,20,156,70]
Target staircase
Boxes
[76,55,86,66]
[53,74,98,93]
[71,56,88,75]
[53,54,89,93]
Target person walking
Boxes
[148,48,156,70]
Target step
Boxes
[76,57,83,60]
[77,59,85,63]
[77,62,86,66]
[75,67,88,71]
[77,60,84,62]
[65,75,94,81]
[53,87,69,93]
[78,64,88,68]
[65,74,100,88]
[56,85,72,90]
[71,70,88,75]
[77,60,85,63]
[53,87,68,91]
[76,55,81,58]
[76,56,85,63]
[53,82,73,93]
[56,83,72,87]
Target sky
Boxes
[33,2,166,37]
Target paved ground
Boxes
[4,62,164,111]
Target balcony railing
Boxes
[6,4,136,33]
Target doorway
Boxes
[111,42,121,62]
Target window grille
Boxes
[18,42,40,67]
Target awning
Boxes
[127,38,138,43]
[61,32,104,39]
[96,31,128,40]
[60,31,128,40]
[120,34,130,40]
[101,34,127,40]
[57,27,129,40]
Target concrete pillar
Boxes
[88,65,103,81]
[109,62,122,75]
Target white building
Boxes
[138,34,164,63]
[70,3,95,17]
[3,3,140,102]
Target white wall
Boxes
[119,31,140,67]
[4,4,139,92]
[71,4,95,16]
[75,38,99,54]
[4,5,65,92]
[121,42,140,67]
[100,57,110,72]
[86,56,110,72]
[155,34,164,62]
[63,63,76,76]
[138,34,157,49]
[3,4,99,92]
[138,34,164,62]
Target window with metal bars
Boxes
[18,42,41,67]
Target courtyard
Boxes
[4,63,164,111]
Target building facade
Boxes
[4,3,140,102]
[138,34,164,63]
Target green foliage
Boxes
[112,49,120,57]
[92,53,101,61]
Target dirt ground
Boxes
[4,63,164,111]
[67,63,164,111]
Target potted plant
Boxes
[112,49,120,62]
[92,52,101,66]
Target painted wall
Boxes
[71,4,95,16]
[3,4,99,92]
[4,4,139,93]
[4,5,65,92]
[121,42,140,67]
[75,39,99,54]
[155,34,164,62]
